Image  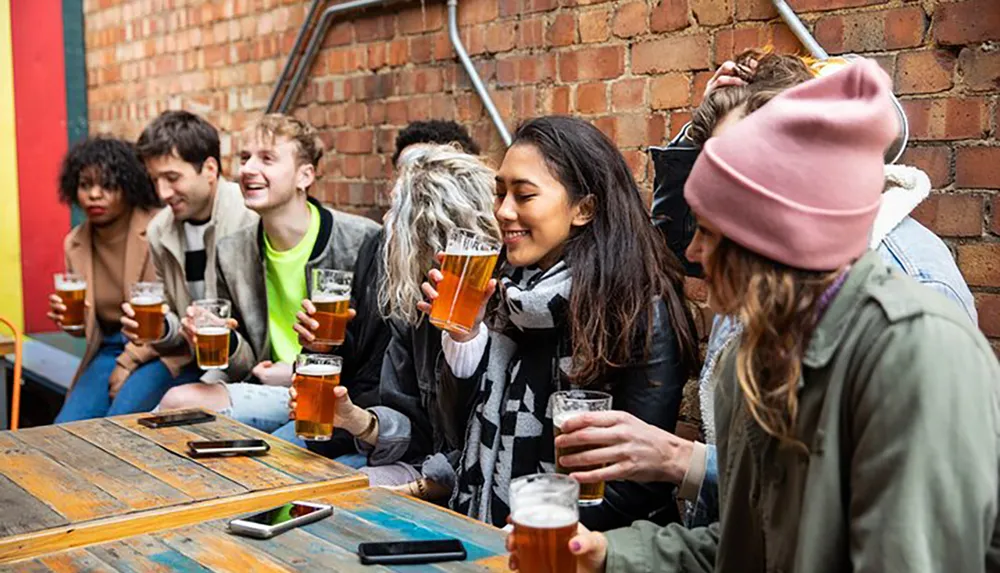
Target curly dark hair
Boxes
[58,137,160,209]
[137,110,221,172]
[392,120,480,165]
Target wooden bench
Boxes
[1,332,83,429]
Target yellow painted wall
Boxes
[0,0,24,330]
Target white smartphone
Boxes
[227,501,333,539]
[187,439,270,457]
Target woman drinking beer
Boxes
[520,60,1000,573]
[290,143,500,493]
[49,138,198,422]
[420,116,699,530]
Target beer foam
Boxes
[512,505,577,529]
[56,281,86,291]
[553,412,582,429]
[444,249,498,256]
[196,326,229,336]
[130,296,164,306]
[297,363,341,376]
[312,293,350,303]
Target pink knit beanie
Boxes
[684,59,898,271]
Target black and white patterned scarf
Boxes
[450,261,573,526]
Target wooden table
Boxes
[5,487,510,572]
[0,411,368,563]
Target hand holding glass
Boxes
[553,390,613,506]
[192,299,231,370]
[428,228,501,335]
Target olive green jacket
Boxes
[605,251,1000,573]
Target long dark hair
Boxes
[509,115,698,385]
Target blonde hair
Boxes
[707,238,840,449]
[379,145,500,325]
[250,113,324,167]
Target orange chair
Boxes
[0,317,22,430]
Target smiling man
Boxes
[128,111,258,383]
[156,113,380,435]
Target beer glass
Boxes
[552,390,613,506]
[54,272,86,332]
[129,282,166,342]
[310,269,352,346]
[293,354,342,441]
[510,473,579,573]
[192,299,231,370]
[428,228,501,334]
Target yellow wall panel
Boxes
[0,0,24,330]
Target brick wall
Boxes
[84,0,999,350]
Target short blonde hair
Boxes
[250,113,324,167]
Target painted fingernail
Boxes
[570,541,581,552]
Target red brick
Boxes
[650,73,690,109]
[899,146,953,188]
[456,94,484,122]
[956,147,1000,190]
[524,0,559,14]
[408,35,433,63]
[593,116,616,141]
[957,244,1000,287]
[458,0,499,26]
[668,111,692,140]
[788,0,887,10]
[613,2,648,38]
[814,15,845,54]
[485,21,517,53]
[934,0,1000,46]
[398,3,445,35]
[622,149,648,183]
[575,82,608,114]
[343,155,363,178]
[547,13,576,47]
[388,39,409,67]
[691,0,731,26]
[958,47,1000,93]
[632,34,710,74]
[895,50,955,95]
[611,78,646,111]
[975,294,1000,338]
[615,114,649,147]
[518,16,545,49]
[814,7,925,54]
[902,97,988,141]
[541,85,572,114]
[713,27,762,66]
[691,71,713,107]
[993,196,1000,235]
[367,43,387,70]
[884,7,926,49]
[335,128,374,154]
[579,8,611,43]
[734,0,775,21]
[650,0,689,32]
[649,113,667,145]
[559,45,625,81]
[911,194,984,238]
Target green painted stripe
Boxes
[62,0,86,227]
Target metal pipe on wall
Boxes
[267,0,512,148]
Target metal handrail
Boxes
[267,0,511,147]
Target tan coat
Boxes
[145,179,258,376]
[64,207,161,388]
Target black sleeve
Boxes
[377,320,435,464]
[580,299,685,531]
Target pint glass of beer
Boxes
[510,473,579,573]
[428,228,501,334]
[553,390,613,506]
[54,272,87,332]
[293,354,342,441]
[192,299,231,370]
[310,269,352,346]
[129,282,166,342]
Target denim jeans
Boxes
[55,333,202,423]
[272,420,367,469]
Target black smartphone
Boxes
[357,539,467,565]
[137,410,216,429]
[187,439,270,457]
[229,501,333,539]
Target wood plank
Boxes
[14,426,192,511]
[63,419,247,500]
[37,551,117,573]
[185,416,357,483]
[157,523,295,573]
[0,473,68,537]
[0,559,54,572]
[0,477,367,564]
[0,433,126,522]
[87,533,214,572]
[110,416,302,491]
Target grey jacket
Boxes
[147,179,258,375]
[205,197,380,383]
[604,251,1000,573]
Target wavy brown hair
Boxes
[706,237,840,448]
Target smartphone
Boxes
[187,439,270,457]
[137,411,216,428]
[357,539,467,565]
[228,501,333,539]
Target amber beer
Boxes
[429,229,501,334]
[54,273,86,332]
[192,298,232,370]
[510,474,580,573]
[293,354,342,441]
[311,269,352,346]
[552,390,613,506]
[130,281,166,342]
